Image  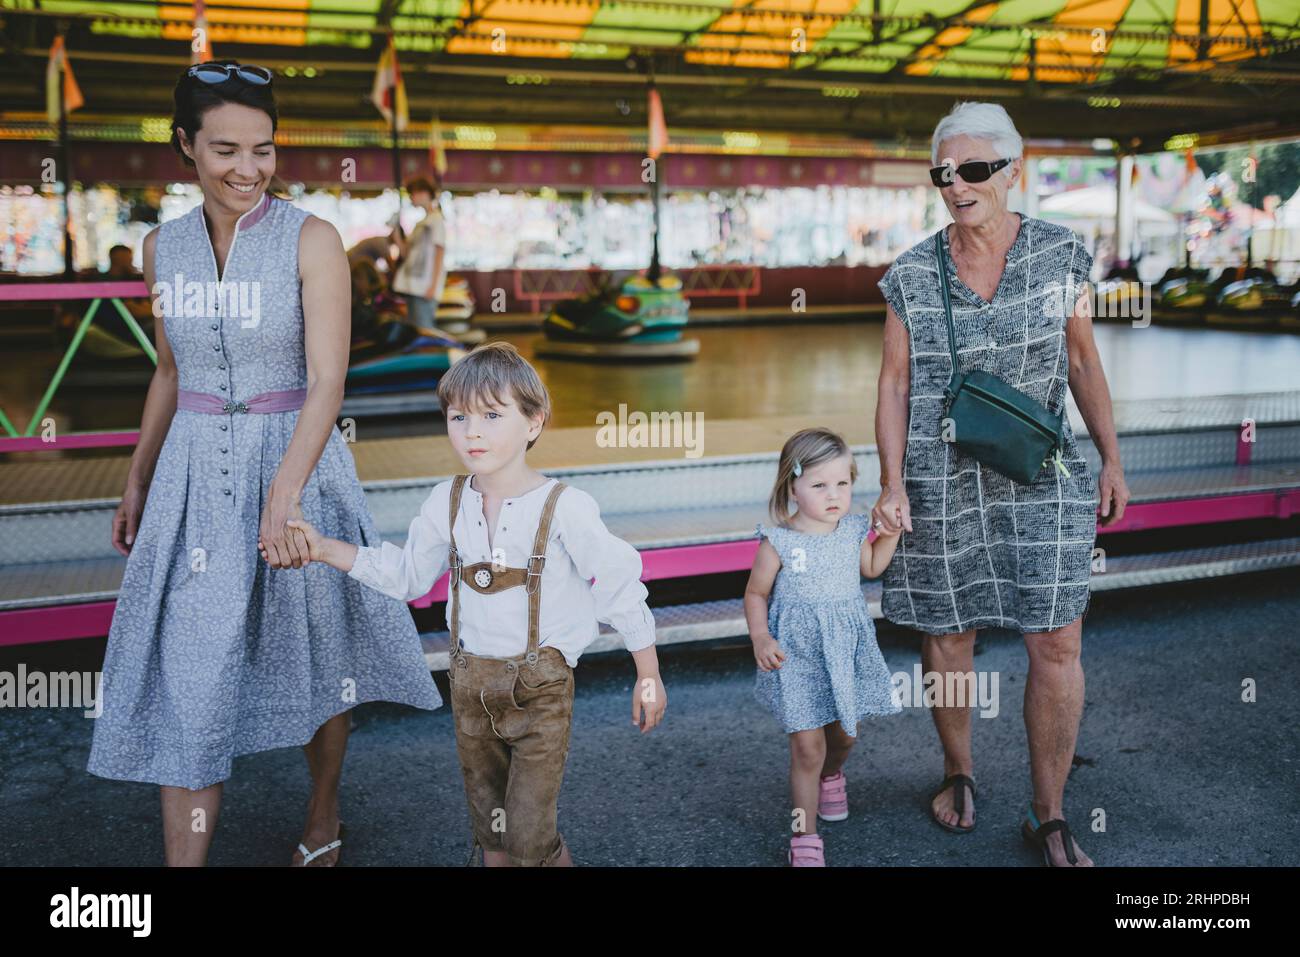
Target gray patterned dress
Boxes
[87,194,442,791]
[876,214,1099,636]
[754,512,901,735]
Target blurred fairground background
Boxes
[1,8,1300,876]
[3,0,1300,612]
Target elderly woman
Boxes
[872,102,1129,867]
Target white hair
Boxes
[931,101,1024,167]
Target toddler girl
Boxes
[743,427,902,867]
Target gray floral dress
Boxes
[754,512,901,735]
[876,214,1099,636]
[87,194,442,791]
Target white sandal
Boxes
[296,822,345,866]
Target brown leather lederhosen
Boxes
[444,473,576,866]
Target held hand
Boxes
[871,485,913,536]
[259,495,307,569]
[631,673,667,733]
[285,519,326,564]
[1098,461,1130,527]
[111,484,147,556]
[753,634,786,672]
[871,519,903,539]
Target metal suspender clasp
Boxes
[525,553,546,595]
[448,545,462,587]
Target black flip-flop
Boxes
[1020,813,1080,866]
[929,774,977,833]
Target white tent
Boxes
[1040,185,1176,224]
[1251,186,1300,275]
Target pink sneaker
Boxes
[818,771,849,822]
[789,833,825,867]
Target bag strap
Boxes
[934,229,962,400]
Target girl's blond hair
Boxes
[436,341,552,450]
[767,427,858,527]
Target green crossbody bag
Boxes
[935,231,1070,485]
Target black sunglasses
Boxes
[930,157,1013,188]
[187,63,273,86]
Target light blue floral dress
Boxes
[87,194,442,791]
[755,512,901,734]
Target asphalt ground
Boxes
[1,567,1297,867]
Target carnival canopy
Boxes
[2,1,1299,148]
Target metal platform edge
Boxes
[418,536,1300,671]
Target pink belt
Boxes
[177,388,307,414]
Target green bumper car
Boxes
[538,274,698,359]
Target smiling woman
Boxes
[85,60,442,867]
[168,60,290,208]
[872,100,1130,865]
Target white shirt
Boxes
[348,477,657,667]
[391,209,446,299]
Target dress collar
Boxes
[196,190,273,234]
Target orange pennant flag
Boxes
[46,36,85,124]
[430,114,447,176]
[647,86,668,160]
[371,35,409,132]
[192,0,214,64]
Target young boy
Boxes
[281,341,667,866]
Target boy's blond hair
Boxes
[436,341,552,450]
[767,427,858,527]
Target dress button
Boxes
[213,345,221,352]
[219,384,227,391]
[220,468,228,475]
[220,447,228,454]
[220,424,227,431]
[218,364,226,371]
[223,489,231,496]
[210,323,218,331]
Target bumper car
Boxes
[1211,276,1291,328]
[347,296,465,396]
[537,273,698,360]
[1156,276,1214,323]
[436,276,485,344]
[1092,279,1149,324]
[1159,280,1211,309]
[1282,291,1300,332]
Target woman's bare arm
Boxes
[871,306,913,534]
[1065,286,1130,525]
[113,227,178,554]
[260,215,350,568]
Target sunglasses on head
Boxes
[930,157,1013,188]
[187,63,273,86]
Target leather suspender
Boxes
[447,474,568,664]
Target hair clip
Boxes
[792,458,802,477]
